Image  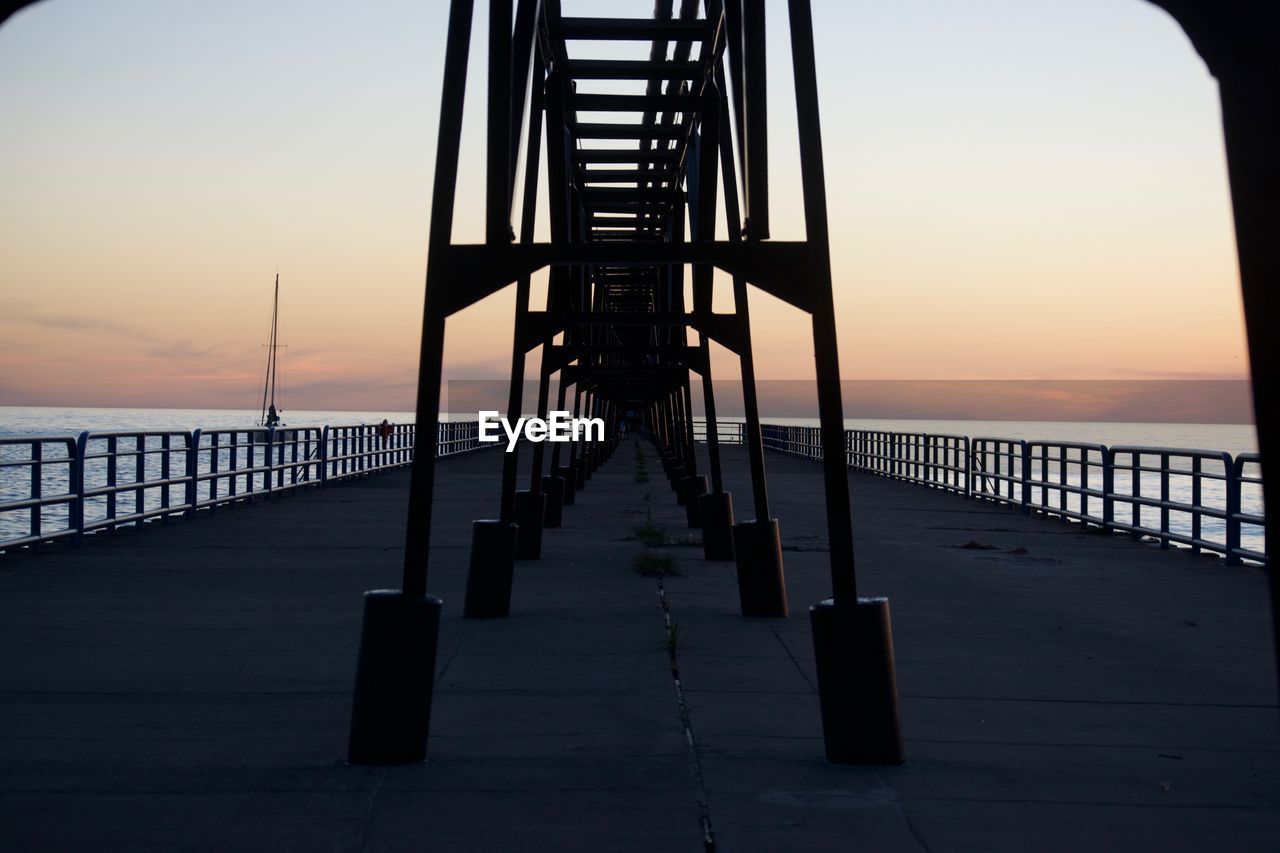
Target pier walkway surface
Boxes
[1,442,1276,852]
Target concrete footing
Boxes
[513,491,546,560]
[732,519,787,616]
[541,475,565,527]
[463,520,517,618]
[699,491,735,560]
[556,465,577,506]
[347,590,442,765]
[809,597,904,765]
[682,474,708,527]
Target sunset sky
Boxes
[0,0,1251,416]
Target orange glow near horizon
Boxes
[0,0,1251,418]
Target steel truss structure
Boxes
[347,0,901,767]
[0,0,1276,779]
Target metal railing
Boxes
[1026,441,1109,527]
[1107,446,1235,557]
[753,423,1265,567]
[761,426,971,496]
[80,430,195,534]
[1233,453,1266,565]
[761,423,823,460]
[970,437,1027,507]
[0,436,81,550]
[1,420,496,553]
[693,419,746,445]
[848,430,970,495]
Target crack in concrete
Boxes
[656,578,717,853]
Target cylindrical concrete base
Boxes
[463,520,517,618]
[347,590,442,765]
[809,597,905,765]
[682,475,708,528]
[541,475,565,528]
[556,465,577,506]
[699,491,735,560]
[514,490,547,560]
[732,519,788,617]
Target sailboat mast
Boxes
[259,273,280,426]
[268,273,280,413]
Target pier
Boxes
[0,440,1275,850]
[2,0,1279,849]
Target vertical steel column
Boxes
[497,42,546,561]
[787,0,903,765]
[465,0,521,613]
[741,0,769,240]
[713,64,785,606]
[347,0,476,767]
[689,87,734,555]
[1215,42,1280,687]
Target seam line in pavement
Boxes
[768,624,818,694]
[657,578,716,853]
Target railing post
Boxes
[187,429,201,518]
[1159,451,1171,549]
[1103,446,1115,533]
[265,428,275,497]
[159,433,171,519]
[72,432,87,545]
[1226,453,1242,566]
[279,429,288,489]
[1019,440,1030,514]
[320,426,330,486]
[31,440,42,543]
[1190,455,1203,554]
[133,434,145,527]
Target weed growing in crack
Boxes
[632,518,667,547]
[633,552,680,577]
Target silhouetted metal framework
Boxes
[1,0,1276,769]
[346,0,903,767]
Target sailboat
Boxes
[258,273,285,428]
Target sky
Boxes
[0,0,1252,418]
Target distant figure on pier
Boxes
[265,404,280,428]
[378,419,393,447]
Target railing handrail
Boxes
[760,423,1265,567]
[1110,444,1237,458]
[6,418,1265,567]
[1,419,496,553]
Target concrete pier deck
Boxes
[1,443,1276,851]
